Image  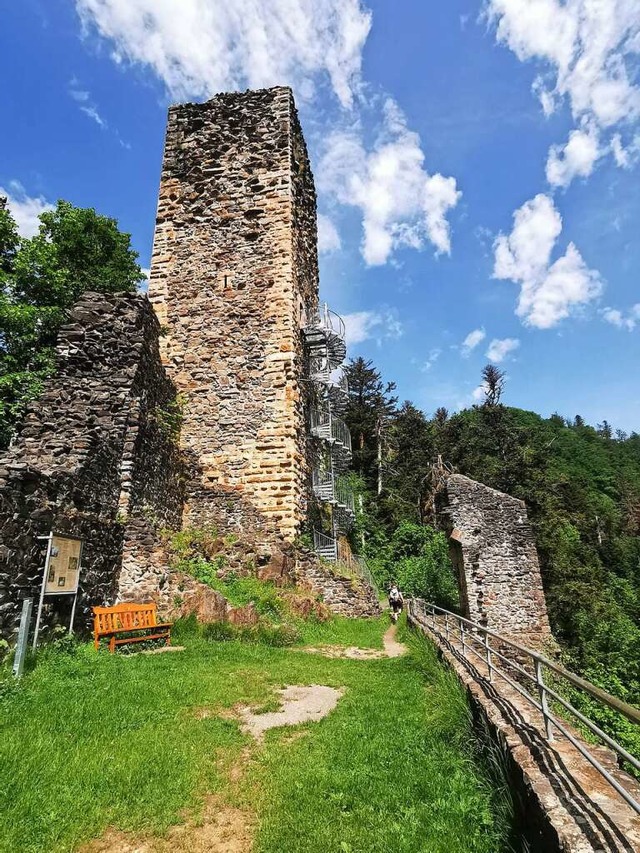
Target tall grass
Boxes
[0,616,514,853]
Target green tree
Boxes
[0,199,143,446]
[343,357,397,496]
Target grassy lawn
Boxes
[0,616,512,853]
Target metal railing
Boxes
[310,407,352,452]
[410,600,640,817]
[313,529,338,562]
[305,303,346,341]
[311,470,356,516]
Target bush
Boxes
[202,621,301,647]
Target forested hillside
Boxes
[343,357,640,713]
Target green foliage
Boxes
[0,200,143,446]
[202,621,301,647]
[343,354,640,748]
[368,521,460,609]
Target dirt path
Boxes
[301,623,407,660]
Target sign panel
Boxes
[45,535,82,595]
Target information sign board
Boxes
[45,535,82,595]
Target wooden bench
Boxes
[93,602,172,653]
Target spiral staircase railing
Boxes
[304,302,362,569]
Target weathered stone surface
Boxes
[295,548,381,618]
[0,293,185,638]
[437,474,551,646]
[148,86,318,544]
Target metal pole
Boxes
[69,592,78,635]
[444,612,450,643]
[484,631,493,682]
[460,621,466,657]
[32,532,53,650]
[536,659,554,741]
[12,598,33,677]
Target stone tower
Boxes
[149,87,318,542]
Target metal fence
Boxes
[409,599,640,817]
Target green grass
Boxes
[0,617,512,853]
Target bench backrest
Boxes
[93,602,158,635]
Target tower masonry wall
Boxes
[149,86,318,542]
[438,474,552,647]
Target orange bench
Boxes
[93,602,172,653]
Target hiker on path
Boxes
[388,583,404,623]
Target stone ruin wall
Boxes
[0,88,380,638]
[438,473,552,647]
[0,293,185,637]
[148,86,317,545]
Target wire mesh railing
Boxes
[409,599,640,817]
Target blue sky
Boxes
[1,0,639,430]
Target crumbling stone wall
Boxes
[438,474,551,646]
[0,292,185,638]
[149,86,318,544]
[295,549,381,618]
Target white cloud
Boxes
[317,214,341,253]
[602,303,640,330]
[0,181,54,238]
[319,99,461,265]
[487,0,640,185]
[69,78,108,128]
[420,348,442,372]
[493,193,603,328]
[75,0,372,109]
[546,124,601,187]
[343,308,403,347]
[461,327,486,356]
[486,337,520,362]
[472,382,489,402]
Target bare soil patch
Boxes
[80,795,254,853]
[237,685,344,740]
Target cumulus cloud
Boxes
[343,308,403,347]
[75,0,372,109]
[487,0,640,185]
[493,193,603,328]
[0,181,53,238]
[319,99,461,265]
[486,337,520,362]
[602,304,640,330]
[546,124,601,187]
[317,213,341,253]
[461,327,486,356]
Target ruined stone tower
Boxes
[149,87,318,541]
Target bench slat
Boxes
[92,603,172,653]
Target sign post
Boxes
[32,533,84,649]
[12,597,33,678]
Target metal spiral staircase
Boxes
[303,304,356,562]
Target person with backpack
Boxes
[388,583,404,623]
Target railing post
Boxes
[460,621,466,657]
[484,631,493,682]
[444,612,450,643]
[535,659,554,741]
